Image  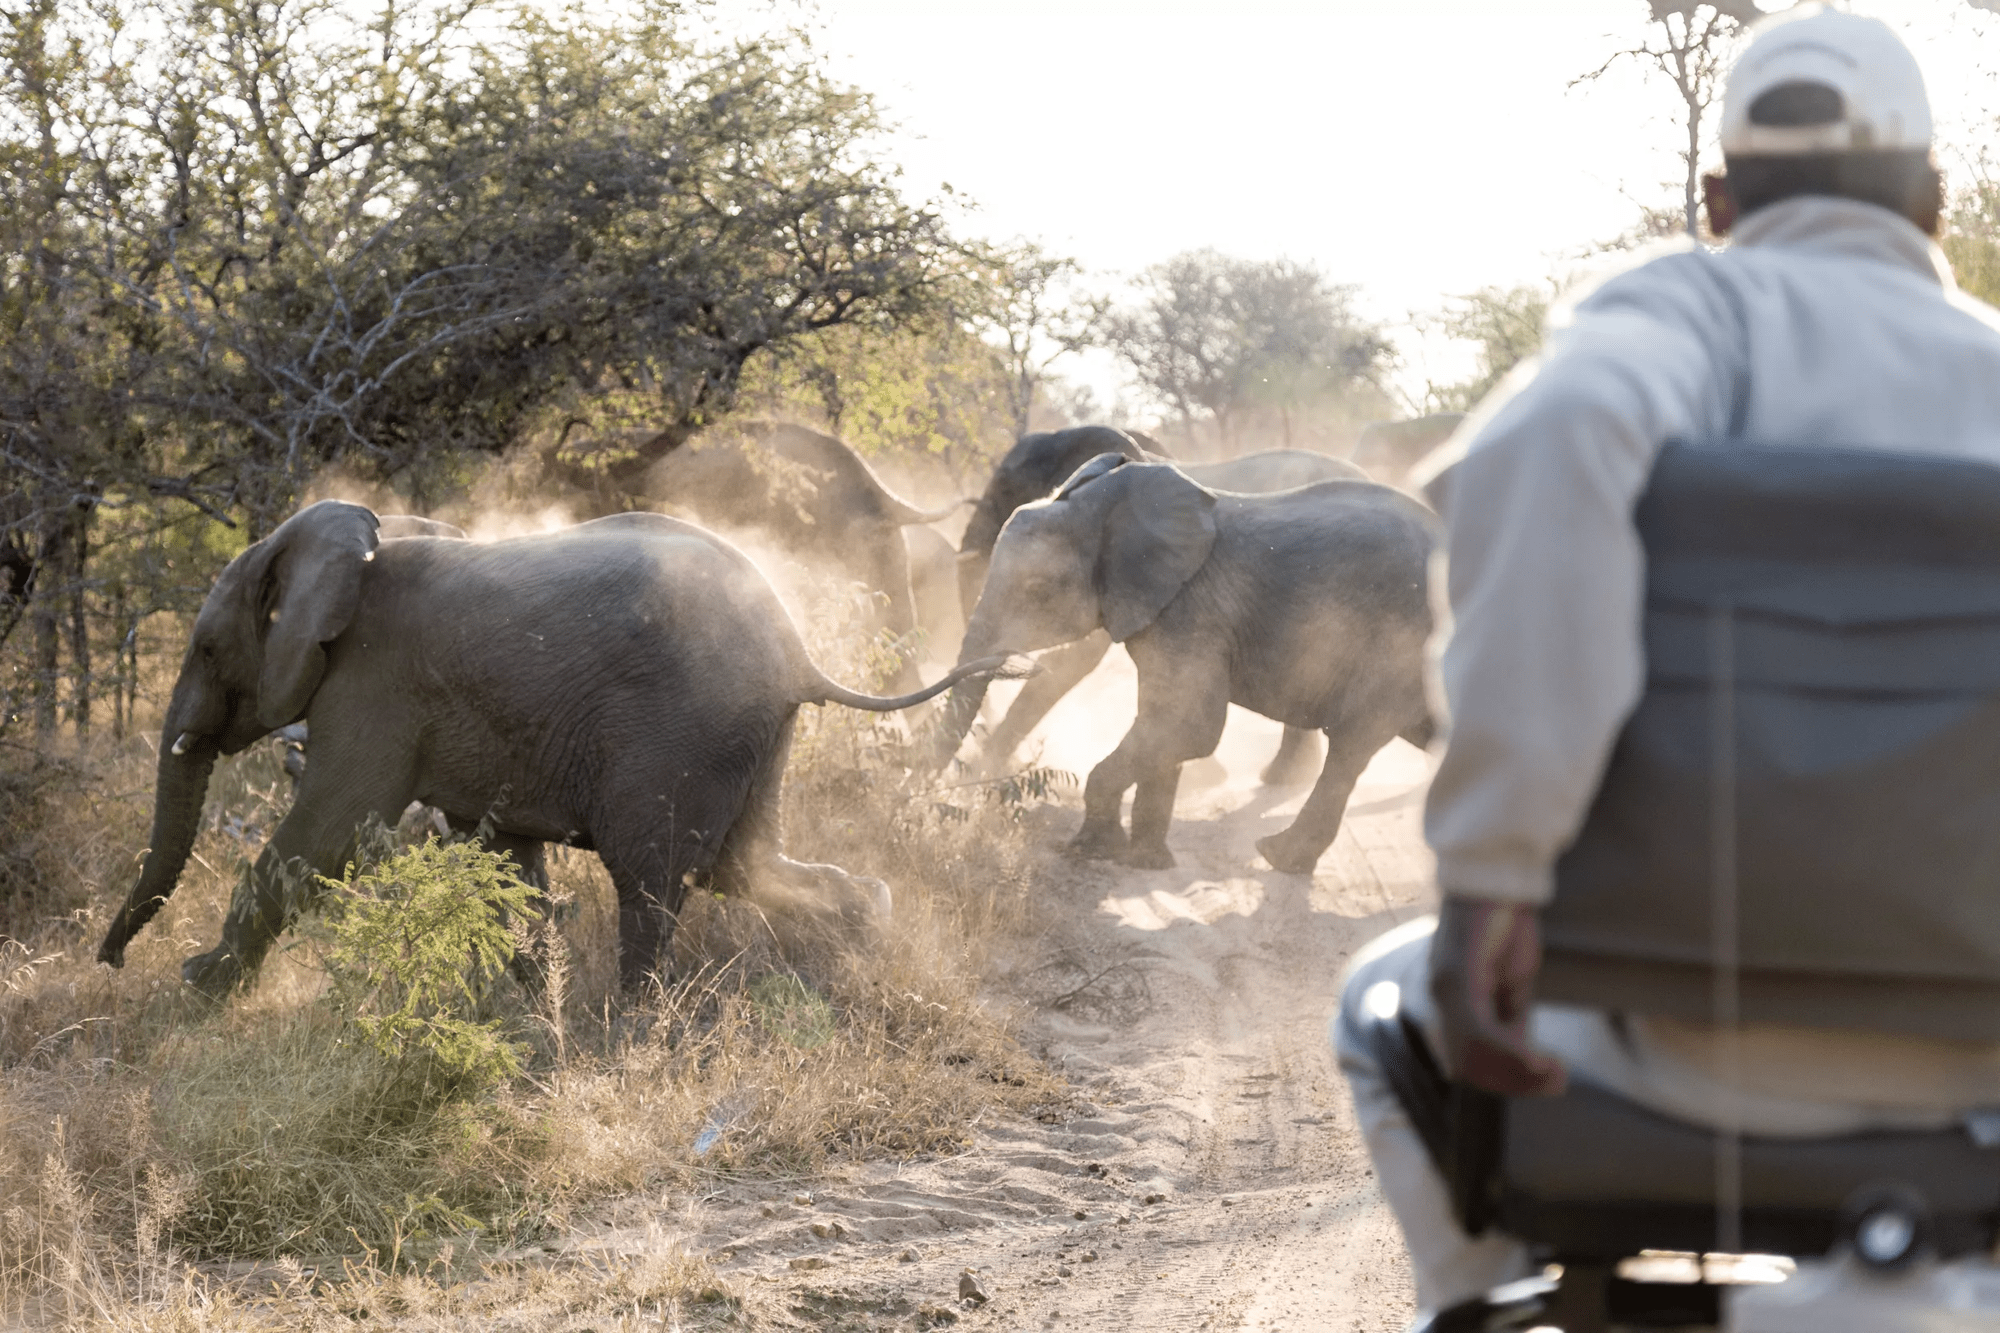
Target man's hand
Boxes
[1429,896,1568,1097]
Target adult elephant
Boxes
[941,455,1435,873]
[953,428,1373,784]
[96,502,1010,996]
[645,422,964,689]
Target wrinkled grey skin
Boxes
[946,456,1436,873]
[646,422,962,689]
[275,515,469,790]
[97,502,1008,996]
[952,430,1372,784]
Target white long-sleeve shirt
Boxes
[1425,194,2000,905]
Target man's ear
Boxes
[1915,163,1944,238]
[1702,172,1737,238]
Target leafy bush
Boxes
[155,840,544,1258]
[316,840,539,1096]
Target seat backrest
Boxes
[1543,439,2000,1040]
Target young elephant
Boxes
[946,455,1436,873]
[954,427,1371,784]
[97,502,1009,996]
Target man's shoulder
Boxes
[1575,244,1733,311]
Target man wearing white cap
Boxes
[1334,4,2000,1320]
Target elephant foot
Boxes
[181,946,245,1000]
[1067,822,1129,861]
[1256,832,1325,876]
[1119,842,1177,871]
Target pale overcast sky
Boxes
[764,0,2000,407]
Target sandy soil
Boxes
[568,649,1433,1331]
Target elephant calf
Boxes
[954,425,1373,784]
[944,455,1436,873]
[98,502,1009,996]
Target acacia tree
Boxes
[1110,250,1390,454]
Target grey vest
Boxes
[1542,440,2000,1041]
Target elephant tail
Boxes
[884,494,975,526]
[805,654,1037,712]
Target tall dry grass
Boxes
[0,568,1063,1327]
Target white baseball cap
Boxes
[1719,4,1931,156]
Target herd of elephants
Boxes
[94,418,1461,996]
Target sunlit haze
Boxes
[770,0,2000,409]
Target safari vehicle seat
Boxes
[1373,440,2000,1332]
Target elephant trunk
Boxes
[922,613,1005,770]
[98,734,219,966]
[956,501,1004,596]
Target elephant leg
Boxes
[1072,744,1138,860]
[598,778,748,991]
[1256,730,1386,875]
[1123,767,1186,870]
[986,631,1112,764]
[709,716,892,926]
[1119,687,1228,871]
[188,769,416,997]
[1074,661,1227,869]
[1259,725,1327,788]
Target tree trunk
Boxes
[29,509,64,737]
[66,511,89,739]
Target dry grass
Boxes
[0,573,1063,1327]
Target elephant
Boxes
[96,501,1011,996]
[643,421,965,689]
[952,427,1373,785]
[1350,412,1466,485]
[941,454,1436,873]
[375,514,467,540]
[904,523,964,657]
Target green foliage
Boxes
[1426,283,1552,413]
[316,839,539,1094]
[1110,249,1392,452]
[737,314,1018,488]
[748,973,837,1049]
[1944,177,2000,309]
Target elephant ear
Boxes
[1094,465,1218,643]
[1054,452,1131,501]
[255,501,381,731]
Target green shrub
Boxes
[155,840,544,1258]
[317,838,539,1096]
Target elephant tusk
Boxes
[171,732,196,756]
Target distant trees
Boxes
[1108,250,1391,455]
[1424,284,1553,414]
[972,244,1110,439]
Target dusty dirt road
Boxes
[573,652,1433,1330]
